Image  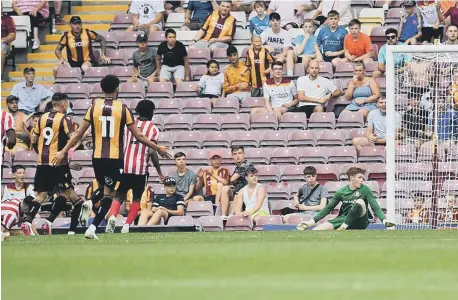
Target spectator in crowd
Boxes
[293,60,341,117]
[181,0,219,31]
[312,0,352,26]
[249,1,270,36]
[2,165,35,201]
[234,166,270,224]
[190,1,236,52]
[405,193,429,224]
[127,0,164,33]
[260,13,295,76]
[1,109,16,152]
[315,10,347,68]
[12,0,49,50]
[292,166,328,216]
[220,146,254,217]
[399,1,422,45]
[267,0,316,30]
[25,112,42,134]
[383,0,393,11]
[129,33,158,87]
[399,90,431,148]
[53,0,64,25]
[437,0,458,27]
[193,152,230,204]
[418,0,443,43]
[246,35,274,97]
[293,19,318,72]
[138,177,185,225]
[126,185,154,216]
[373,28,411,79]
[165,1,186,16]
[197,60,225,105]
[1,9,16,80]
[53,16,111,78]
[433,101,457,154]
[223,45,251,103]
[342,19,374,65]
[232,0,254,13]
[169,152,197,206]
[344,62,381,119]
[11,67,53,115]
[156,29,190,84]
[5,96,29,155]
[441,194,458,222]
[452,67,458,108]
[352,98,402,154]
[251,61,297,122]
[442,24,458,44]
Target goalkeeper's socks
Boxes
[47,196,67,223]
[69,202,83,232]
[126,202,141,225]
[344,202,364,226]
[92,196,113,227]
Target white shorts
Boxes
[160,65,185,81]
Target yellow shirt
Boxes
[223,61,251,94]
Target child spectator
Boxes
[315,10,347,68]
[223,46,252,103]
[169,152,197,206]
[293,19,318,72]
[196,60,225,105]
[292,166,328,216]
[417,0,443,43]
[156,29,190,84]
[399,1,423,45]
[342,19,374,65]
[405,193,429,224]
[193,152,230,204]
[249,1,270,36]
[441,194,458,222]
[2,165,35,201]
[246,36,274,97]
[129,33,157,87]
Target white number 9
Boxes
[43,127,54,145]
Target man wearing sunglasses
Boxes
[373,28,412,79]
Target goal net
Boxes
[385,45,458,230]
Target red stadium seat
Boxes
[202,131,231,148]
[260,130,288,148]
[190,65,207,80]
[287,130,317,147]
[193,114,221,131]
[271,147,298,165]
[152,114,164,131]
[118,31,141,48]
[278,112,307,130]
[46,84,63,94]
[256,165,280,183]
[187,48,211,64]
[417,141,447,162]
[173,131,202,149]
[385,8,402,25]
[221,114,250,131]
[147,31,167,46]
[72,99,93,115]
[3,150,12,169]
[2,169,14,183]
[365,181,380,198]
[82,67,110,84]
[119,82,145,100]
[182,98,211,114]
[293,63,305,77]
[314,164,339,183]
[64,83,90,100]
[339,163,368,180]
[212,97,239,114]
[284,213,312,225]
[229,130,259,147]
[167,216,194,226]
[336,110,365,128]
[335,62,355,79]
[317,129,347,147]
[146,82,174,99]
[175,82,199,98]
[442,180,458,196]
[280,165,304,182]
[199,216,224,231]
[93,31,119,48]
[78,168,95,184]
[211,48,229,63]
[225,215,253,231]
[74,184,89,199]
[324,181,348,197]
[71,150,93,167]
[250,113,278,130]
[358,145,386,163]
[347,128,367,145]
[328,146,358,163]
[154,98,182,114]
[269,200,294,215]
[370,25,399,49]
[438,162,458,178]
[253,215,283,230]
[318,61,334,78]
[308,112,336,129]
[298,147,329,164]
[164,114,193,131]
[112,66,136,82]
[186,201,214,217]
[394,144,416,162]
[240,97,265,113]
[89,83,104,99]
[185,149,210,165]
[266,182,290,201]
[106,49,128,66]
[110,13,134,31]
[376,77,386,93]
[13,151,38,167]
[157,131,174,149]
[55,67,82,83]
[244,148,273,165]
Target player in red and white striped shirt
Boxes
[1,110,16,157]
[1,197,34,239]
[104,100,165,234]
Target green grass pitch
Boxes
[2,231,458,300]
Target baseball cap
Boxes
[164,177,177,186]
[23,66,35,74]
[6,95,19,103]
[401,0,416,7]
[209,151,222,159]
[137,33,148,43]
[70,16,82,24]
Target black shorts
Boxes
[323,54,343,63]
[92,158,124,190]
[204,195,216,204]
[117,173,148,200]
[290,105,320,118]
[69,60,93,68]
[421,27,443,43]
[34,165,73,193]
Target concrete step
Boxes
[17,63,56,71]
[36,44,57,52]
[63,14,114,24]
[28,52,65,62]
[46,34,62,43]
[73,5,128,13]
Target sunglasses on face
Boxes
[386,35,397,40]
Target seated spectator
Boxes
[193,152,230,204]
[293,19,318,72]
[433,101,457,154]
[53,0,64,25]
[399,1,422,45]
[2,165,35,201]
[53,16,111,78]
[452,67,458,108]
[138,177,185,225]
[197,60,225,105]
[315,10,347,68]
[126,185,155,216]
[441,194,458,222]
[405,193,429,224]
[418,0,443,43]
[190,1,236,52]
[12,0,49,50]
[128,33,158,87]
[442,24,458,45]
[127,0,164,33]
[233,166,270,224]
[292,166,328,216]
[294,60,342,117]
[341,19,374,65]
[437,0,458,27]
[5,95,30,155]
[11,67,53,115]
[26,112,42,134]
[1,195,34,239]
[344,62,381,119]
[223,46,251,103]
[251,61,297,122]
[181,0,218,31]
[1,9,16,80]
[352,98,402,153]
[260,13,295,76]
[156,29,190,84]
[312,0,352,26]
[249,1,270,36]
[169,152,197,206]
[232,0,254,13]
[399,90,430,148]
[373,28,411,79]
[267,0,316,30]
[165,1,186,16]
[246,36,274,97]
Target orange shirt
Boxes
[344,32,373,58]
[223,61,251,94]
[440,0,456,13]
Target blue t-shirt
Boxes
[316,26,347,54]
[293,35,317,55]
[430,110,457,141]
[378,41,412,66]
[400,13,420,42]
[188,0,213,22]
[249,14,270,36]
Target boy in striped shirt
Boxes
[1,197,34,240]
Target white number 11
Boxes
[99,116,115,138]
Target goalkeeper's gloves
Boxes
[296,219,315,231]
[383,219,396,228]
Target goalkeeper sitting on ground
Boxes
[297,167,396,231]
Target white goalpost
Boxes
[386,45,458,229]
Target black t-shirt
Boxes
[153,193,185,211]
[157,41,187,67]
[232,160,254,193]
[402,107,429,138]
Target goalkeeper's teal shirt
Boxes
[313,184,386,223]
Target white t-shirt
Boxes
[268,0,312,27]
[129,0,164,25]
[417,3,439,27]
[263,78,297,108]
[296,75,337,106]
[368,109,401,139]
[199,73,225,96]
[260,28,292,54]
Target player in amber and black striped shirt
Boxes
[52,75,170,239]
